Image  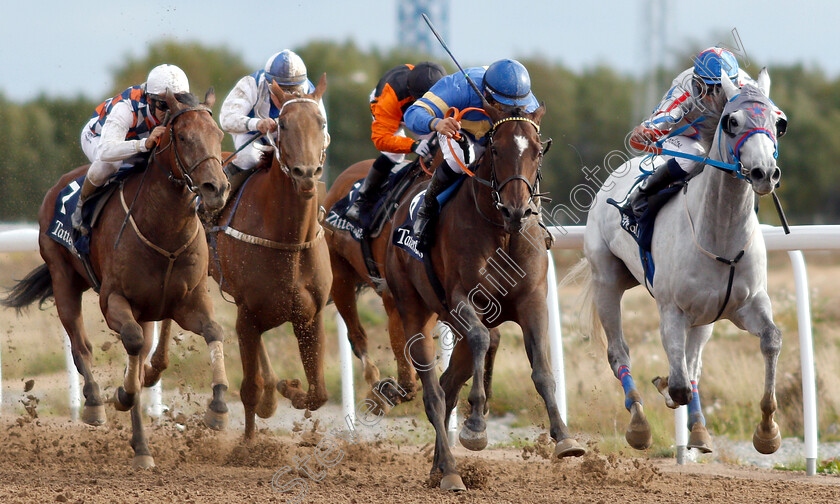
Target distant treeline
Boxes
[1,40,838,224]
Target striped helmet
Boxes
[264,50,307,86]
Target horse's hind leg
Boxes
[254,339,280,419]
[143,319,172,387]
[331,257,380,386]
[281,314,328,411]
[733,292,782,454]
[366,292,418,414]
[589,253,651,449]
[50,265,106,425]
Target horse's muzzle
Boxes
[500,205,535,233]
[750,166,781,196]
[290,166,322,198]
[201,181,230,211]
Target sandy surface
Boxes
[0,414,838,504]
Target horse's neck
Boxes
[128,164,197,241]
[687,139,756,256]
[259,165,320,241]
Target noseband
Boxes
[153,106,221,192]
[263,97,327,176]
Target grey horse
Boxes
[576,68,786,454]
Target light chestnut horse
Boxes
[2,89,231,469]
[207,76,332,441]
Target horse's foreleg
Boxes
[658,307,692,406]
[483,328,501,410]
[283,315,328,411]
[734,293,782,454]
[236,310,263,442]
[174,303,230,431]
[129,385,154,469]
[254,339,279,419]
[52,272,105,425]
[143,319,172,387]
[103,293,147,413]
[520,311,586,458]
[683,324,714,453]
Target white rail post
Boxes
[63,330,81,421]
[439,323,458,447]
[146,322,164,417]
[789,250,818,476]
[0,334,3,415]
[546,254,568,423]
[336,313,356,426]
[674,405,689,464]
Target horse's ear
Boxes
[532,103,547,124]
[164,88,180,111]
[721,69,739,101]
[269,80,288,110]
[541,137,552,155]
[203,87,216,108]
[311,73,327,101]
[483,101,504,123]
[756,67,771,97]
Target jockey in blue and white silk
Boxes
[219,49,328,174]
[403,59,540,246]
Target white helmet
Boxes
[264,50,307,86]
[146,64,190,97]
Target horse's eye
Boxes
[728,117,739,130]
[278,120,286,131]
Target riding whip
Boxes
[772,192,791,234]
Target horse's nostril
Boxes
[292,167,304,177]
[500,207,511,219]
[523,208,533,218]
[772,167,781,181]
[750,168,765,181]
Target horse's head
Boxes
[717,68,786,196]
[159,88,228,210]
[267,73,329,198]
[480,102,549,233]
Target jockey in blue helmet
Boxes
[403,58,539,248]
[620,47,756,219]
[219,49,328,190]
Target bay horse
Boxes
[1,89,231,468]
[385,103,586,491]
[207,76,331,441]
[325,158,502,414]
[578,69,786,454]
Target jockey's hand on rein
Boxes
[256,118,277,134]
[145,126,166,150]
[434,117,461,138]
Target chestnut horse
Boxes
[385,103,585,491]
[1,89,231,469]
[325,159,502,414]
[207,76,331,440]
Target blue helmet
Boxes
[264,50,307,86]
[693,47,739,84]
[483,59,535,107]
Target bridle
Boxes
[151,105,222,192]
[263,97,327,176]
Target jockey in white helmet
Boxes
[219,49,328,187]
[73,64,190,232]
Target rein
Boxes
[264,97,327,176]
[153,106,222,192]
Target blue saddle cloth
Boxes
[326,161,421,241]
[47,163,142,257]
[392,176,466,261]
[606,176,684,287]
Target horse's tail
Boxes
[1,264,54,313]
[559,258,606,351]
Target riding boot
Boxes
[224,163,252,199]
[71,177,100,235]
[622,158,686,220]
[412,161,458,249]
[345,155,394,223]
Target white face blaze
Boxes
[514,134,528,157]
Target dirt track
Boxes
[1,415,838,504]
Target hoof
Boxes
[753,422,781,454]
[440,473,466,492]
[554,437,586,458]
[277,379,302,399]
[626,402,653,450]
[688,423,714,454]
[255,386,279,419]
[204,408,229,431]
[111,387,133,412]
[81,404,107,426]
[458,426,488,451]
[132,455,155,470]
[652,376,677,409]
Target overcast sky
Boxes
[1,0,838,101]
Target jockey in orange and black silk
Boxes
[344,62,445,224]
[72,64,190,233]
